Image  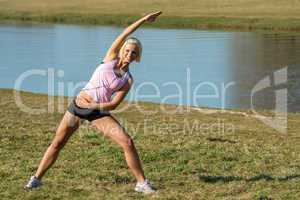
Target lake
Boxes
[0,23,299,112]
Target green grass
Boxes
[1,88,300,199]
[1,0,300,31]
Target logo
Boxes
[251,67,287,134]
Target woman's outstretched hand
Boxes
[143,11,162,22]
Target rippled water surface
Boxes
[0,23,299,111]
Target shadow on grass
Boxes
[199,174,300,183]
[206,137,237,144]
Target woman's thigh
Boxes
[52,111,81,146]
[91,115,131,147]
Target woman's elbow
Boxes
[109,103,119,111]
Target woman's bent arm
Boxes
[76,78,133,111]
[96,78,133,111]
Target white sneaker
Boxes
[25,176,42,189]
[134,179,156,194]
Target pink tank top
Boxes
[81,58,131,103]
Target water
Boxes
[0,23,299,112]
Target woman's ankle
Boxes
[34,174,42,180]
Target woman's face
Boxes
[122,44,139,64]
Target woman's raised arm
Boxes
[103,11,162,62]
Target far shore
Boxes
[1,0,300,32]
[1,13,300,32]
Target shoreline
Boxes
[1,13,300,32]
[2,88,299,115]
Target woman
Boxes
[25,11,162,194]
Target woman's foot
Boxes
[24,176,42,189]
[134,179,156,194]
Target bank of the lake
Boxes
[1,88,299,199]
[1,0,300,31]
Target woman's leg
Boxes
[91,116,146,183]
[34,111,81,180]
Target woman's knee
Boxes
[50,139,65,151]
[50,130,69,151]
[120,137,135,151]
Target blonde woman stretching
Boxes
[25,11,162,194]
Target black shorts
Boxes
[67,99,111,121]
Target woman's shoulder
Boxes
[126,71,134,82]
[101,57,119,65]
[97,58,119,72]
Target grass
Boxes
[1,88,300,199]
[1,0,300,31]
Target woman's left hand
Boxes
[143,11,162,22]
[76,95,98,109]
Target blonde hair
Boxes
[119,37,142,62]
